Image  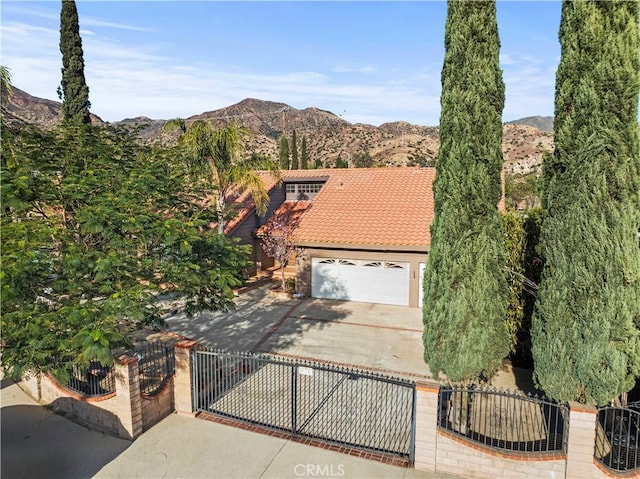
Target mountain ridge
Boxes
[4,85,553,174]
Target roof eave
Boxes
[296,239,429,253]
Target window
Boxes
[339,260,356,266]
[284,182,324,199]
[299,183,322,194]
[386,262,406,269]
[318,259,336,265]
[363,261,382,268]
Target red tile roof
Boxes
[255,200,313,237]
[255,167,436,250]
[228,167,505,251]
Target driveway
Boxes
[164,283,432,379]
[1,380,462,479]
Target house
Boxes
[226,167,504,308]
[224,167,436,308]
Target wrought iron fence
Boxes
[135,342,175,396]
[595,405,640,473]
[193,348,416,461]
[438,385,567,453]
[63,360,116,397]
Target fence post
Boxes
[413,380,441,473]
[114,354,143,439]
[565,401,597,479]
[173,340,198,415]
[291,364,298,434]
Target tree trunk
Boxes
[280,265,287,291]
[216,193,225,235]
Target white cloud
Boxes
[332,64,378,74]
[502,55,557,120]
[3,6,559,127]
[79,17,155,33]
[2,3,153,32]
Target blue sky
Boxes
[1,1,562,126]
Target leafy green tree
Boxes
[423,0,509,382]
[532,0,640,405]
[335,156,348,169]
[407,147,436,168]
[300,136,309,169]
[165,120,280,235]
[58,0,90,125]
[505,173,542,211]
[1,123,251,377]
[279,135,290,170]
[353,150,374,168]
[314,158,323,169]
[291,130,299,169]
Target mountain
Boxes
[4,86,552,175]
[506,116,553,133]
[3,86,104,128]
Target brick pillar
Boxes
[114,354,143,439]
[414,380,441,473]
[565,402,597,479]
[173,340,198,415]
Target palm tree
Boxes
[165,119,280,234]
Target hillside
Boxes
[3,86,104,128]
[505,116,553,132]
[3,86,553,175]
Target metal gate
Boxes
[193,348,416,462]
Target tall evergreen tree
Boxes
[279,135,290,170]
[532,0,640,405]
[1,65,12,118]
[301,136,309,169]
[291,130,299,169]
[423,0,509,382]
[58,0,90,125]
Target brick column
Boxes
[114,354,143,439]
[173,340,198,415]
[565,401,597,479]
[414,380,441,473]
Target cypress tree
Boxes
[423,0,509,382]
[278,135,290,170]
[532,0,640,405]
[59,0,90,125]
[301,136,309,169]
[291,130,299,169]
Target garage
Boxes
[311,257,410,306]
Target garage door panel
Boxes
[311,258,409,306]
[313,264,350,300]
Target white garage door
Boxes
[311,258,410,306]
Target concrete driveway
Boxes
[1,380,461,479]
[164,283,432,379]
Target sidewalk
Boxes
[1,380,462,479]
